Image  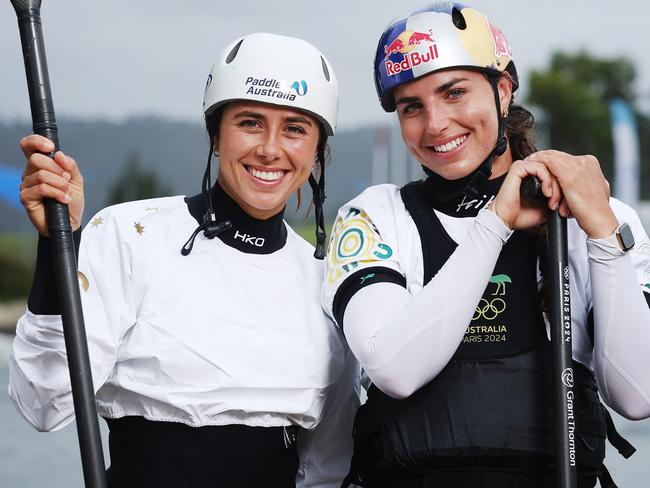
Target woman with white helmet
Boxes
[322,3,650,487]
[10,33,358,487]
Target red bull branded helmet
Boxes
[374,2,518,112]
[204,32,338,135]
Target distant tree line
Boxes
[105,149,172,206]
[527,50,649,198]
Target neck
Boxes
[185,181,287,254]
[421,144,512,215]
[489,147,513,180]
[423,171,507,217]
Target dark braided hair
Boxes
[503,98,550,314]
[505,103,537,161]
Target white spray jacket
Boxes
[10,195,359,488]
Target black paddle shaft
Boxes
[521,176,577,487]
[10,1,107,487]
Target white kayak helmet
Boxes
[203,32,339,136]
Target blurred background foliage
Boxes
[528,50,648,193]
[0,234,36,302]
[105,150,172,207]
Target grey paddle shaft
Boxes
[521,176,577,487]
[9,1,107,487]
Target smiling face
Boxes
[394,69,513,180]
[215,100,320,220]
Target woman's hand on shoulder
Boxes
[526,150,617,238]
[19,134,84,236]
[489,158,561,231]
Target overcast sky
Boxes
[1,0,649,131]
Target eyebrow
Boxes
[284,116,313,126]
[233,110,265,119]
[233,110,313,126]
[395,95,420,107]
[434,77,469,94]
[395,77,469,106]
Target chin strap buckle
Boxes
[181,215,232,256]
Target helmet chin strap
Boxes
[424,74,508,202]
[181,148,232,256]
[309,140,327,260]
[490,75,509,159]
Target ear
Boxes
[497,74,513,111]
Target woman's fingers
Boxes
[558,199,572,219]
[20,181,72,207]
[21,168,71,195]
[20,136,78,185]
[526,150,616,236]
[527,150,607,195]
[20,134,55,158]
[23,151,69,178]
[18,134,85,235]
[58,152,83,186]
[513,159,559,196]
[492,159,562,230]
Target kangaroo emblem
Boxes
[490,274,511,295]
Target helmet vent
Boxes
[451,7,467,30]
[321,56,331,81]
[225,39,244,64]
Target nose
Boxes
[256,131,282,162]
[425,103,450,136]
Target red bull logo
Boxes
[408,30,434,46]
[384,38,406,60]
[383,29,439,75]
[487,20,511,59]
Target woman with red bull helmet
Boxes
[9,33,359,487]
[322,3,650,487]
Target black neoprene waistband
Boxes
[104,416,298,488]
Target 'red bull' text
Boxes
[384,44,439,76]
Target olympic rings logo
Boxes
[472,298,506,321]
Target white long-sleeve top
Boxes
[10,195,359,487]
[322,183,650,420]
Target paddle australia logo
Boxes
[234,230,265,247]
[290,80,308,96]
[383,29,439,76]
[244,77,308,101]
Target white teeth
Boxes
[433,135,467,153]
[249,167,283,181]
